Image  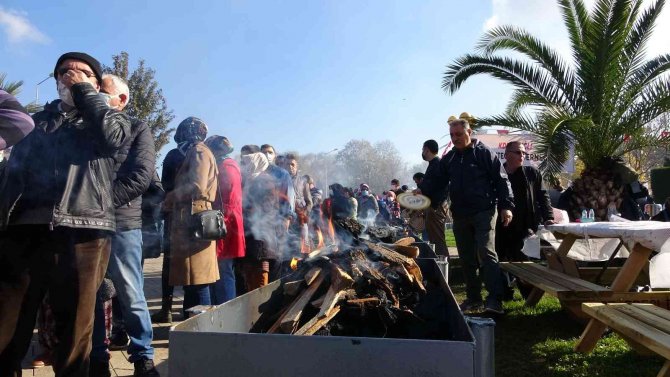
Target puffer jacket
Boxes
[113,118,156,231]
[0,83,131,231]
[440,139,514,218]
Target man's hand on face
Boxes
[501,209,513,227]
[60,69,93,89]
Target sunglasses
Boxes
[508,150,526,155]
[56,68,96,78]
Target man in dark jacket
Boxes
[439,114,514,315]
[0,52,130,376]
[89,74,159,377]
[415,139,449,257]
[496,141,554,299]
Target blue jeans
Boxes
[91,229,154,363]
[183,284,211,316]
[210,259,236,305]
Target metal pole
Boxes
[35,74,54,104]
[324,148,338,197]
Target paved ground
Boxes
[21,256,182,377]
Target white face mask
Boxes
[99,93,115,108]
[57,81,74,107]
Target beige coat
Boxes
[165,142,220,286]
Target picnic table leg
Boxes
[525,287,544,306]
[658,360,670,377]
[575,244,653,353]
[555,234,577,257]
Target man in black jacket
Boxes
[496,141,554,299]
[440,114,515,315]
[415,139,449,257]
[0,52,130,376]
[89,74,159,377]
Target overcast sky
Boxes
[2,0,668,166]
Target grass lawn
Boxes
[449,283,665,377]
[445,228,456,248]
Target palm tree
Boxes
[443,0,670,220]
[0,72,42,113]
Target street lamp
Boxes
[324,148,339,197]
[35,73,54,105]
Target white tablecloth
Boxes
[546,222,670,288]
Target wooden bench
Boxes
[580,303,670,377]
[500,262,612,305]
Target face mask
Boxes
[57,81,74,107]
[99,93,114,108]
[362,190,369,196]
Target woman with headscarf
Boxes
[163,117,219,318]
[204,135,245,304]
[240,152,282,291]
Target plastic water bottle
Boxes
[581,209,588,222]
[588,208,595,222]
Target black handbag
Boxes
[190,209,226,240]
[190,182,227,241]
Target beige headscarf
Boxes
[241,152,269,179]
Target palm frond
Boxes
[558,0,591,62]
[578,0,636,138]
[476,25,578,109]
[442,54,569,108]
[0,73,24,96]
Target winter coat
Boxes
[141,170,165,259]
[500,164,553,233]
[418,156,448,209]
[243,171,283,261]
[0,89,34,150]
[439,139,514,218]
[357,194,379,219]
[160,147,186,254]
[0,83,130,231]
[214,158,245,259]
[113,119,156,231]
[165,142,219,286]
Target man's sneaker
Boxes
[459,298,483,312]
[134,358,160,377]
[108,331,129,351]
[89,359,111,377]
[484,298,504,315]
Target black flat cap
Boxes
[54,52,103,83]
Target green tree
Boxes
[443,0,670,219]
[0,73,41,113]
[104,52,175,155]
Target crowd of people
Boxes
[0,51,663,377]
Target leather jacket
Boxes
[0,83,131,231]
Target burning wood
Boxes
[256,232,434,338]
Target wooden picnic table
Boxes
[546,221,670,353]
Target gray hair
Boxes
[102,74,130,104]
